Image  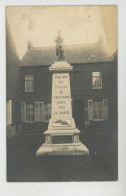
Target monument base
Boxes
[36,142,89,156]
[36,128,89,156]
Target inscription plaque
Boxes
[51,73,72,120]
[52,135,72,144]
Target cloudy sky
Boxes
[6,6,117,59]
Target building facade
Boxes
[19,37,117,135]
[6,21,21,138]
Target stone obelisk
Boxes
[36,32,89,156]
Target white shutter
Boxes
[88,100,93,120]
[21,102,26,122]
[103,99,108,120]
[7,100,12,125]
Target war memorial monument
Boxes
[36,33,89,156]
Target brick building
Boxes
[19,37,117,135]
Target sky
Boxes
[6,6,117,59]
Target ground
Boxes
[7,132,118,182]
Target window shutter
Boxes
[21,102,26,122]
[88,100,93,120]
[103,99,108,120]
[7,100,12,125]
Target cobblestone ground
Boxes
[7,132,118,182]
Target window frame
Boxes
[88,99,108,121]
[25,75,34,92]
[92,72,102,89]
[26,103,35,122]
[93,101,103,121]
[35,102,44,122]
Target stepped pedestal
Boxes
[36,61,89,156]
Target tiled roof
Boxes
[20,43,113,67]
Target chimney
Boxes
[27,41,32,50]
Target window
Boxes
[6,100,12,125]
[88,99,108,121]
[93,102,103,120]
[25,75,34,92]
[35,102,44,122]
[21,102,51,122]
[21,103,35,122]
[26,104,35,122]
[92,72,102,89]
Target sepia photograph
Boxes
[6,5,118,182]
